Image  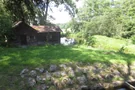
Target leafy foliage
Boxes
[131,35,135,44]
[0,1,12,46]
[4,0,76,24]
[67,0,135,43]
[4,0,36,22]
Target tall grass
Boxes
[89,35,134,53]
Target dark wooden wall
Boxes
[36,32,60,44]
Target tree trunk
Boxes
[45,0,49,24]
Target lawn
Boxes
[0,45,135,89]
[0,45,135,74]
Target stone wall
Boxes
[20,62,135,90]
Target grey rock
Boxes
[50,65,57,72]
[131,71,135,78]
[66,78,73,85]
[36,76,46,83]
[45,71,51,80]
[105,74,113,80]
[20,68,29,78]
[36,76,42,82]
[63,88,70,90]
[93,68,101,74]
[80,85,89,90]
[36,84,47,90]
[61,71,67,76]
[97,75,103,81]
[116,88,127,90]
[35,68,44,73]
[91,77,98,81]
[60,64,67,69]
[29,70,37,77]
[112,81,123,88]
[51,78,59,86]
[68,69,75,77]
[91,83,104,90]
[75,67,83,73]
[113,70,121,76]
[28,77,36,86]
[82,68,89,74]
[74,85,80,90]
[52,71,61,78]
[77,75,87,85]
[67,67,72,70]
[20,68,29,74]
[61,77,73,86]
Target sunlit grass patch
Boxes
[89,35,135,54]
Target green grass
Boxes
[0,45,135,89]
[91,35,135,53]
[125,45,135,53]
[0,45,135,74]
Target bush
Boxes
[131,35,135,44]
[87,36,96,46]
[69,32,85,44]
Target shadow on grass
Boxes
[0,45,135,75]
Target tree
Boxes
[0,1,12,46]
[33,0,76,25]
[70,0,125,40]
[4,0,36,22]
[4,0,76,24]
[121,0,135,38]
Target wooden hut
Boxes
[12,21,61,45]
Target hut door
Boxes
[20,35,27,45]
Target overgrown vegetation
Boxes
[0,1,13,46]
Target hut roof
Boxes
[12,21,37,35]
[12,21,62,34]
[31,25,62,33]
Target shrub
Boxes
[69,32,85,44]
[87,36,96,46]
[131,35,135,44]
